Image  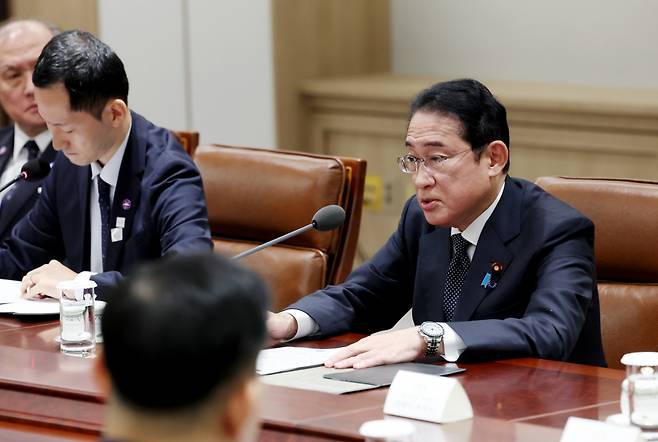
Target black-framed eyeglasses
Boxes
[396,148,471,174]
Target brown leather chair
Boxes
[194,144,366,310]
[172,131,200,157]
[535,176,658,369]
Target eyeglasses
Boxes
[396,148,472,174]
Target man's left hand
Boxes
[20,260,78,299]
[324,327,426,369]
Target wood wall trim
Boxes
[9,0,97,34]
[271,0,390,150]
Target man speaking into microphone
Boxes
[0,30,211,300]
[268,79,605,367]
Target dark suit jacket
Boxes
[0,125,57,242]
[289,177,606,366]
[0,112,213,299]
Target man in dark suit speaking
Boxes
[0,30,212,299]
[0,20,57,242]
[268,79,605,367]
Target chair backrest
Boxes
[194,144,366,310]
[172,131,200,157]
[535,176,658,369]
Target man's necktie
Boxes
[97,178,111,271]
[23,140,40,160]
[443,233,472,322]
[0,141,41,207]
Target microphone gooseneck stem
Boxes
[0,176,20,194]
[232,223,314,260]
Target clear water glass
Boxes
[621,352,658,430]
[58,280,97,357]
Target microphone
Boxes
[232,204,346,260]
[0,158,52,194]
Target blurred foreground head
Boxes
[100,253,269,442]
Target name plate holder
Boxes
[560,417,642,442]
[383,370,473,423]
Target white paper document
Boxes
[0,299,60,315]
[0,278,21,304]
[257,346,344,375]
[0,278,59,315]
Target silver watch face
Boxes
[421,322,443,338]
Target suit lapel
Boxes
[0,143,57,237]
[413,228,451,323]
[453,177,522,321]
[104,117,144,272]
[0,144,57,229]
[0,127,14,175]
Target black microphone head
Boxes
[20,158,51,182]
[312,205,346,232]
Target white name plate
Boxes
[560,417,641,442]
[383,369,473,423]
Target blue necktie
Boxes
[97,177,111,271]
[443,234,471,322]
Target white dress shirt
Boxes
[87,128,130,274]
[0,126,52,199]
[286,182,506,362]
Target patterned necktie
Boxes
[97,177,112,271]
[23,140,40,160]
[443,234,472,322]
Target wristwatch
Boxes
[418,321,444,357]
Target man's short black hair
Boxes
[410,79,510,173]
[33,30,129,119]
[101,253,269,411]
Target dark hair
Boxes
[101,253,269,411]
[33,30,129,119]
[410,79,510,173]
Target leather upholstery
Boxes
[172,131,200,157]
[195,144,366,310]
[536,176,658,368]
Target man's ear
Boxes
[221,377,260,438]
[102,99,128,128]
[485,140,509,176]
[94,349,112,396]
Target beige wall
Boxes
[9,0,97,33]
[391,0,658,89]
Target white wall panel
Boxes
[98,0,187,130]
[187,1,275,146]
[97,0,276,147]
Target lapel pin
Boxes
[115,216,125,228]
[0,146,7,155]
[481,261,504,289]
[121,199,131,211]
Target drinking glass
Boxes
[57,280,96,357]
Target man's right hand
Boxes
[266,311,298,341]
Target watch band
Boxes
[425,336,440,356]
[418,322,444,357]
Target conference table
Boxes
[0,315,626,441]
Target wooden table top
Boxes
[0,317,626,441]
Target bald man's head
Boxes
[0,20,57,137]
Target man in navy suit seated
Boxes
[98,253,268,442]
[0,30,212,299]
[0,19,57,242]
[268,79,606,367]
